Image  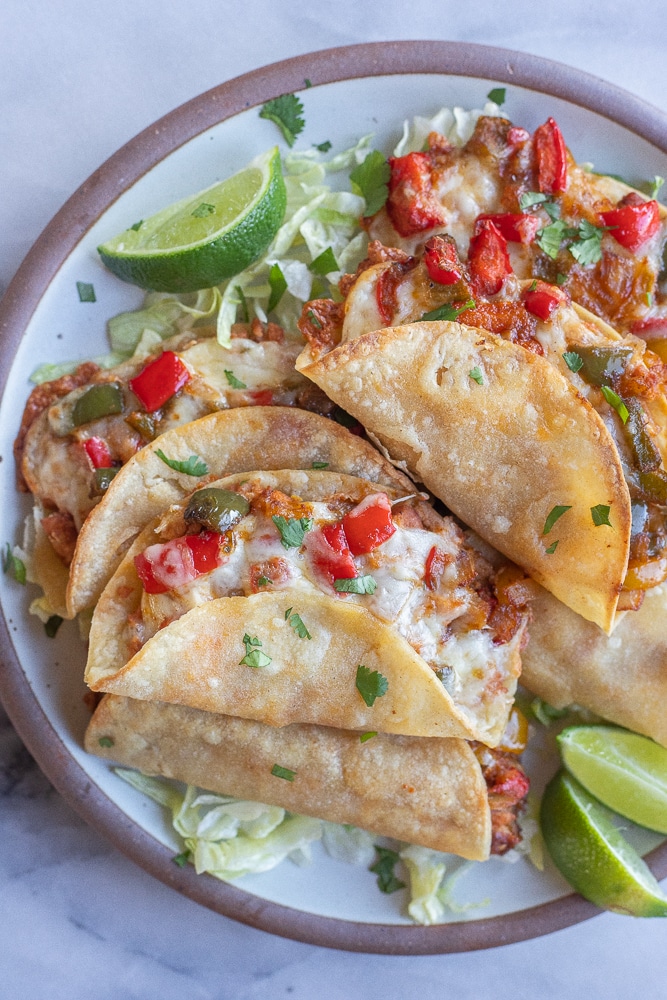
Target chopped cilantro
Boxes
[600,385,629,423]
[545,540,559,554]
[44,615,63,638]
[256,575,271,587]
[98,736,114,748]
[272,515,313,548]
[569,220,611,266]
[370,846,406,894]
[155,449,209,477]
[528,279,538,292]
[311,461,329,469]
[334,575,377,594]
[543,505,572,535]
[487,87,506,106]
[646,292,654,307]
[224,369,247,389]
[468,366,484,385]
[308,246,339,276]
[356,663,388,707]
[267,262,287,312]
[2,543,26,585]
[129,220,144,232]
[76,281,96,303]
[271,763,296,781]
[421,298,475,322]
[519,191,550,211]
[563,351,584,373]
[304,78,312,89]
[350,150,390,217]
[285,608,312,639]
[191,202,215,218]
[314,140,332,153]
[536,219,573,259]
[239,634,272,668]
[591,504,612,527]
[235,285,249,323]
[259,94,305,147]
[555,272,568,286]
[360,731,377,743]
[172,850,192,867]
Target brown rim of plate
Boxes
[1,41,667,955]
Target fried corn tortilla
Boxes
[297,321,631,632]
[85,469,527,745]
[86,695,492,860]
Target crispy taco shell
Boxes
[67,407,412,617]
[296,322,631,632]
[85,469,525,745]
[86,694,492,860]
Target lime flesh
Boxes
[98,147,286,293]
[558,725,667,834]
[540,770,667,916]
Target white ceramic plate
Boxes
[1,42,667,954]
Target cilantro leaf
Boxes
[421,298,475,322]
[569,219,610,266]
[272,515,313,548]
[350,150,390,217]
[267,262,287,312]
[334,575,377,594]
[563,351,584,373]
[360,731,377,743]
[519,191,550,211]
[468,366,484,385]
[98,736,114,748]
[600,385,629,423]
[314,140,332,153]
[370,846,406,894]
[2,543,26,584]
[591,504,612,527]
[155,449,209,477]
[257,575,271,587]
[308,246,339,276]
[543,505,572,535]
[487,87,506,106]
[44,615,63,638]
[545,540,559,554]
[259,94,305,147]
[239,634,272,668]
[356,663,388,706]
[536,219,573,259]
[285,609,312,639]
[172,850,192,867]
[129,220,144,232]
[224,369,247,389]
[271,763,296,781]
[76,281,96,303]
[311,461,329,469]
[191,202,215,218]
[555,272,568,286]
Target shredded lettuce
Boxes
[399,844,448,925]
[393,100,502,156]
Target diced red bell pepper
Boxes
[423,235,462,284]
[468,220,513,296]
[424,545,451,591]
[129,350,191,413]
[533,117,568,194]
[82,436,112,469]
[522,281,563,321]
[247,389,273,406]
[342,493,396,556]
[476,213,541,245]
[305,522,357,587]
[134,531,224,594]
[386,152,447,237]
[630,316,667,340]
[599,200,661,253]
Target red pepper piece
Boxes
[424,545,452,591]
[247,389,273,406]
[305,522,357,587]
[423,235,462,284]
[342,493,396,556]
[82,436,112,469]
[522,281,563,321]
[630,316,667,340]
[533,117,568,194]
[468,220,513,296]
[600,200,661,253]
[386,152,447,237]
[134,532,223,594]
[129,351,190,413]
[476,213,541,245]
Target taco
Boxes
[296,241,667,632]
[84,469,529,746]
[66,407,412,617]
[86,695,531,860]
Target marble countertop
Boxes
[3,2,667,996]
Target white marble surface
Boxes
[3,1,667,995]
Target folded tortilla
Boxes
[85,469,526,745]
[67,407,413,617]
[296,321,631,632]
[85,694,492,860]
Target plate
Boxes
[1,41,667,955]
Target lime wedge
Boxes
[558,725,667,833]
[98,147,286,293]
[540,770,667,916]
